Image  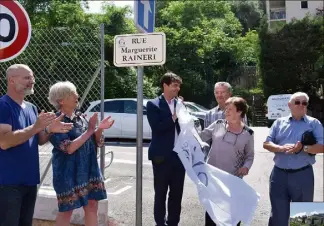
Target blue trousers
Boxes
[152,153,185,226]
[0,185,37,226]
[268,165,314,226]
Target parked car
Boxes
[84,98,202,140]
[183,101,209,129]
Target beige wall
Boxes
[286,1,323,22]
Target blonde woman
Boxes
[48,81,114,226]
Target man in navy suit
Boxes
[146,72,185,226]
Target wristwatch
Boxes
[304,145,309,153]
[44,126,51,135]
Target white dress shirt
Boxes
[164,95,178,146]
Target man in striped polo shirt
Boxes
[204,82,248,129]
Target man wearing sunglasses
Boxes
[263,92,324,226]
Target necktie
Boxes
[174,99,181,134]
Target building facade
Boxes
[266,0,323,29]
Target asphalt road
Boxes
[38,127,323,226]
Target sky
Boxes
[84,1,133,14]
[290,202,324,218]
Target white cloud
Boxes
[292,212,308,218]
[310,211,319,215]
[292,210,324,218]
[84,1,133,14]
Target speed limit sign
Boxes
[0,1,32,62]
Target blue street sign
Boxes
[134,0,155,33]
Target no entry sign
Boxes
[0,1,31,62]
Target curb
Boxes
[34,186,109,226]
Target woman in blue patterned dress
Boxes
[48,81,114,226]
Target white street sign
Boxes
[113,32,166,67]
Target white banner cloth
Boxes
[173,101,260,226]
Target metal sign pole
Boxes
[136,66,144,226]
[100,23,105,176]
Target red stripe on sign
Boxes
[0,1,30,61]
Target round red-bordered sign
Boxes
[0,1,31,62]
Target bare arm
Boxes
[307,144,324,154]
[263,141,283,153]
[262,119,296,153]
[91,116,114,147]
[38,130,50,145]
[263,141,300,153]
[0,103,59,150]
[94,128,104,144]
[64,130,94,154]
[38,114,73,146]
[64,113,108,154]
[0,124,41,150]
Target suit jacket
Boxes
[146,95,180,161]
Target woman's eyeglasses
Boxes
[222,131,239,146]
[294,100,308,106]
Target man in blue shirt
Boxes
[263,92,324,226]
[0,64,73,226]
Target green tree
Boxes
[148,0,251,107]
[18,0,86,26]
[259,15,324,99]
[229,0,264,35]
[12,0,261,107]
[14,1,156,102]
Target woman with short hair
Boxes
[48,81,114,226]
[200,97,255,226]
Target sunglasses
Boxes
[294,100,308,106]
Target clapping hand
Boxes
[34,110,57,132]
[87,112,98,134]
[94,116,114,147]
[98,116,114,130]
[48,113,73,134]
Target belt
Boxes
[275,164,311,173]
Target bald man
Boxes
[0,64,73,226]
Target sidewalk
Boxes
[33,218,119,226]
[33,219,80,226]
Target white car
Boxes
[84,98,201,139]
[184,101,209,129]
[84,98,152,139]
[184,101,209,114]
